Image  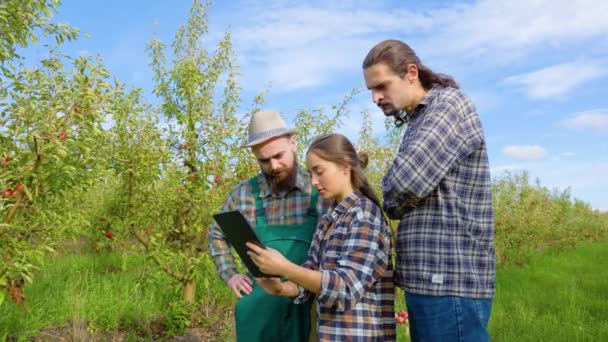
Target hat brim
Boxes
[241,128,296,148]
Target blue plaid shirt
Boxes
[294,192,396,341]
[383,85,495,298]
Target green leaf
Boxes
[22,273,33,284]
[22,183,33,201]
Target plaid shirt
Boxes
[383,85,495,299]
[208,167,328,283]
[294,192,396,341]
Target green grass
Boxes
[2,241,607,341]
[490,240,608,341]
[0,252,171,338]
[0,252,235,340]
[395,241,608,341]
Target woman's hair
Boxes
[307,133,381,208]
[362,39,459,90]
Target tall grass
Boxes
[0,252,235,340]
[490,241,608,341]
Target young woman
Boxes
[247,133,396,341]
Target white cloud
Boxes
[426,0,608,56]
[228,0,608,92]
[243,38,373,91]
[503,145,547,160]
[234,6,432,51]
[231,2,432,91]
[560,109,608,131]
[504,62,607,99]
[231,4,431,90]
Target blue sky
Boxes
[32,0,608,210]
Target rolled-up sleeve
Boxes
[207,192,239,283]
[316,212,389,312]
[294,228,323,304]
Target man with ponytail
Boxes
[362,39,495,341]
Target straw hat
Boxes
[242,110,295,147]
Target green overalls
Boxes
[234,177,318,342]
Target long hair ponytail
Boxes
[363,39,459,90]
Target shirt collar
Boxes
[419,85,439,107]
[326,191,363,222]
[255,166,309,198]
[403,85,440,120]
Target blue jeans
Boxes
[405,292,492,342]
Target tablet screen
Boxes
[212,210,279,278]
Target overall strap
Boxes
[249,177,267,225]
[307,187,319,218]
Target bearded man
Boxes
[208,110,326,342]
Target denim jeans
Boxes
[405,292,492,342]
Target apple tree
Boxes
[106,0,258,304]
[0,1,121,305]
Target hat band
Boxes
[248,127,290,144]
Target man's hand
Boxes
[227,274,253,298]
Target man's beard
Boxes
[377,100,397,116]
[383,107,400,117]
[379,103,404,125]
[264,159,298,194]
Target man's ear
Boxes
[406,63,419,81]
[289,134,297,152]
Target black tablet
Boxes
[212,210,279,278]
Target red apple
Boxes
[59,131,67,142]
[105,231,113,239]
[15,183,23,192]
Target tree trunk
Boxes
[182,279,196,303]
